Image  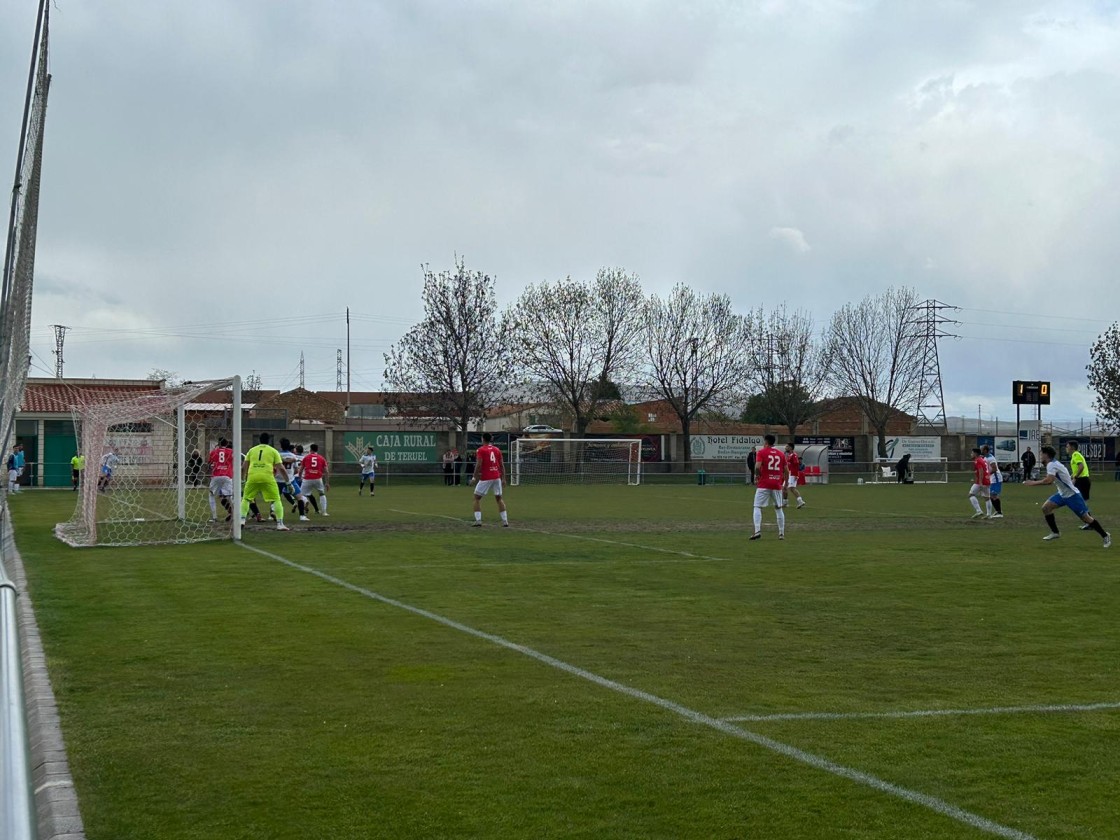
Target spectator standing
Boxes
[1021,447,1036,482]
[746,448,756,486]
[442,449,454,486]
[454,449,464,486]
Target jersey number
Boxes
[767,454,782,472]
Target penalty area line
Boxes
[236,540,1039,840]
[722,700,1120,723]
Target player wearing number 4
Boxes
[750,434,788,541]
[1025,445,1110,547]
[470,432,509,527]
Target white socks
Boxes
[969,495,983,514]
[474,511,482,522]
[776,508,786,535]
[320,495,328,513]
[209,495,217,516]
[500,510,508,523]
[753,507,763,533]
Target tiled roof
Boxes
[20,381,163,413]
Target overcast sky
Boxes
[3,0,1118,423]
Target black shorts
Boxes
[1074,477,1092,501]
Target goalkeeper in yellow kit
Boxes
[240,432,290,531]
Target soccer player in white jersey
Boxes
[1025,445,1110,547]
[98,447,120,492]
[358,447,377,496]
[981,444,1004,518]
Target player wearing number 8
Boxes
[471,432,509,527]
[751,434,788,541]
[207,437,235,522]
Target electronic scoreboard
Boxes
[1012,380,1050,406]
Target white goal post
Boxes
[511,437,642,486]
[55,377,243,547]
[871,457,949,485]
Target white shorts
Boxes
[209,476,233,497]
[302,478,326,495]
[969,484,990,498]
[786,475,799,489]
[753,488,784,508]
[7,469,17,483]
[474,478,503,497]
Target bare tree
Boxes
[1088,323,1120,431]
[643,284,752,467]
[506,268,644,436]
[746,306,832,436]
[383,259,513,450]
[824,287,923,458]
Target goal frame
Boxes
[871,457,949,485]
[54,376,243,546]
[510,437,642,486]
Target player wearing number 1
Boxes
[751,434,788,541]
[471,432,509,527]
[207,437,235,522]
[240,432,289,531]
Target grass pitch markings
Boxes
[721,701,1120,724]
[389,508,738,564]
[236,540,1040,840]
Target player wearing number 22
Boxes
[751,434,788,541]
[471,432,509,527]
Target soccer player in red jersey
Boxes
[751,434,789,540]
[470,432,509,527]
[207,437,235,522]
[968,446,991,519]
[300,444,330,518]
[783,442,806,510]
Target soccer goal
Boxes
[55,377,243,547]
[871,457,949,485]
[511,437,642,486]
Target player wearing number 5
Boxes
[751,434,788,541]
[471,432,509,527]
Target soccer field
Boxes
[11,481,1120,839]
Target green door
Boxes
[43,419,78,488]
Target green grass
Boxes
[10,479,1120,839]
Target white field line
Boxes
[389,508,737,564]
[722,701,1120,724]
[236,541,1039,840]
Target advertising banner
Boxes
[690,434,765,460]
[342,431,438,464]
[795,436,856,463]
[878,436,941,460]
[977,436,1021,461]
[1056,437,1116,464]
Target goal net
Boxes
[871,457,949,485]
[511,437,642,485]
[55,377,243,547]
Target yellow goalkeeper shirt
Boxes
[245,444,282,477]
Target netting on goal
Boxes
[871,458,949,485]
[511,437,642,485]
[55,378,242,547]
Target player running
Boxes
[240,432,289,531]
[981,444,1004,518]
[299,444,330,519]
[967,447,990,519]
[470,432,508,527]
[783,443,806,509]
[207,437,236,522]
[1025,445,1110,547]
[98,447,120,492]
[358,447,377,496]
[751,434,788,541]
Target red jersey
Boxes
[301,452,327,480]
[787,452,801,476]
[208,447,234,479]
[755,446,787,490]
[476,444,503,481]
[973,456,990,486]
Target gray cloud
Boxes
[1,0,1117,415]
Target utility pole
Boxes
[909,299,959,432]
[346,307,351,415]
[336,349,343,391]
[298,351,305,389]
[50,323,68,378]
